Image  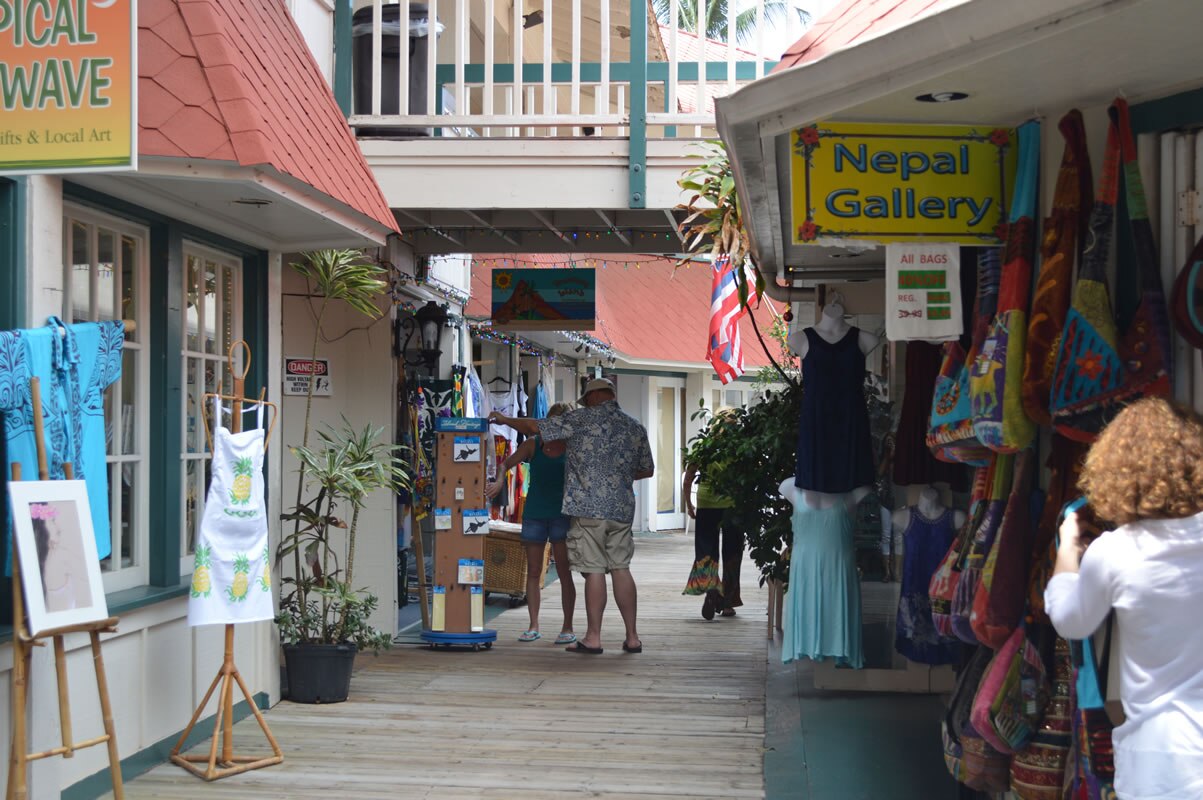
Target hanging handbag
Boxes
[971,120,1041,453]
[928,249,1002,466]
[1011,636,1074,800]
[930,465,990,637]
[1050,98,1172,442]
[971,624,1050,754]
[944,646,997,784]
[951,454,1014,644]
[953,647,1013,794]
[1068,614,1118,799]
[971,448,1036,648]
[1023,110,1093,427]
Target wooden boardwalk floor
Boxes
[110,533,767,799]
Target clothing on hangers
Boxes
[1,318,123,570]
[187,395,274,626]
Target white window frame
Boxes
[179,242,243,579]
[61,204,152,593]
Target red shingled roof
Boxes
[138,0,397,232]
[772,0,964,74]
[467,255,784,370]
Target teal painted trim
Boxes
[106,584,190,616]
[607,367,689,379]
[628,2,648,209]
[61,692,271,800]
[149,224,184,587]
[433,60,776,85]
[1130,86,1203,134]
[242,252,270,400]
[664,83,677,139]
[0,177,24,627]
[333,0,353,115]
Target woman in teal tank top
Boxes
[487,403,577,644]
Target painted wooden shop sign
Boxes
[0,0,138,173]
[790,122,1017,245]
[491,268,596,331]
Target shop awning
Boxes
[73,0,398,250]
[717,0,1203,279]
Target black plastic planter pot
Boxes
[283,643,357,704]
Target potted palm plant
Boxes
[275,249,410,703]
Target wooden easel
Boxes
[170,341,283,781]
[7,378,124,800]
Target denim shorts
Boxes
[521,515,571,544]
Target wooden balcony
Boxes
[341,1,785,253]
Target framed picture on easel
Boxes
[8,480,108,637]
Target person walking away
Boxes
[489,378,653,655]
[682,410,744,619]
[486,402,577,644]
[1045,397,1203,800]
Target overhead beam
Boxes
[395,208,464,247]
[531,210,575,247]
[595,209,630,245]
[663,209,684,245]
[463,210,520,246]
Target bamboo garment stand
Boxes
[170,342,283,780]
[7,378,124,800]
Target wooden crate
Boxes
[484,523,549,602]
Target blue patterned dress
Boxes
[2,318,123,566]
[894,507,960,665]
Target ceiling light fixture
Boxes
[915,91,969,103]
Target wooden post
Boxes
[8,378,125,800]
[169,341,283,781]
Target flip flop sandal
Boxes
[622,641,643,654]
[518,630,541,642]
[554,632,577,645]
[566,641,603,655]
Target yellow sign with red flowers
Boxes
[0,0,137,173]
[790,122,1017,246]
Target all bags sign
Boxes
[0,0,137,173]
[790,122,1016,245]
[885,243,963,342]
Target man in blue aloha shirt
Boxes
[489,378,653,655]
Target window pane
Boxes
[121,351,137,455]
[96,229,116,320]
[121,235,138,341]
[656,387,676,514]
[121,469,134,568]
[71,221,90,323]
[185,358,199,454]
[725,390,742,408]
[186,255,200,351]
[222,266,235,357]
[105,377,117,456]
[185,460,198,555]
[203,260,218,354]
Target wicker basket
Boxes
[484,522,549,602]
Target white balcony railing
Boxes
[345,0,785,140]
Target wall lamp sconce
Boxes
[395,300,449,373]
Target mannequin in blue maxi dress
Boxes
[779,480,868,668]
[891,486,965,665]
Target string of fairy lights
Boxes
[397,228,687,248]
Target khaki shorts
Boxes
[567,517,634,573]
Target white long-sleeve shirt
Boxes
[1045,511,1203,800]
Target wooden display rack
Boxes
[169,342,283,780]
[7,378,124,800]
[420,420,497,649]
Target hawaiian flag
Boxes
[707,256,759,384]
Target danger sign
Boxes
[284,358,332,396]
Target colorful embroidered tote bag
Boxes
[971,448,1036,648]
[1023,111,1093,426]
[928,249,1002,465]
[1011,636,1074,800]
[971,120,1041,453]
[1050,98,1172,441]
[951,453,1014,644]
[930,464,990,637]
[971,624,1050,754]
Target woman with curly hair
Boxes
[1045,397,1203,800]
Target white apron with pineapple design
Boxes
[187,399,273,626]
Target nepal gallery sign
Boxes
[790,122,1018,245]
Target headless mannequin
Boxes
[788,299,878,502]
[889,486,966,578]
[779,478,870,514]
[788,301,879,361]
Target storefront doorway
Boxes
[652,378,685,530]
